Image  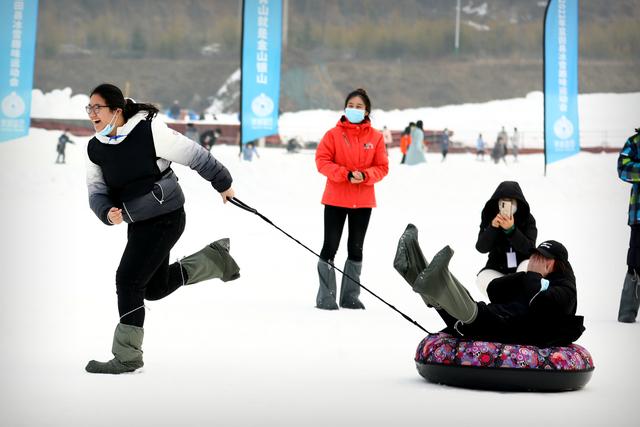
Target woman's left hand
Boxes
[220,187,235,203]
[349,170,364,184]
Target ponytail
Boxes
[123,98,159,120]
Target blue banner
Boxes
[241,0,282,144]
[544,0,580,165]
[0,0,38,143]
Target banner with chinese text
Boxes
[0,0,38,143]
[241,0,282,144]
[544,0,580,165]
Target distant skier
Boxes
[55,129,74,164]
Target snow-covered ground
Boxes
[31,87,640,148]
[0,126,637,426]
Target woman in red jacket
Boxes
[315,88,389,310]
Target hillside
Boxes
[34,0,640,112]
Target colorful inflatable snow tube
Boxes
[415,333,594,392]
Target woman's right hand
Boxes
[491,214,502,228]
[108,207,123,225]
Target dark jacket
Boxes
[447,267,585,347]
[476,181,537,274]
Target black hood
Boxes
[481,181,531,223]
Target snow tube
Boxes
[415,333,594,392]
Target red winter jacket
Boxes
[316,117,389,208]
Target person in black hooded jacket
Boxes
[395,225,584,347]
[475,181,537,296]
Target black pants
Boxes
[319,205,372,263]
[116,207,186,327]
[627,224,640,274]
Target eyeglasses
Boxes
[85,104,109,115]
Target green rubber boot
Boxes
[394,224,429,285]
[85,323,144,374]
[316,260,339,310]
[180,238,240,284]
[413,245,478,324]
[339,259,365,309]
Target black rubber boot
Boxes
[618,270,640,323]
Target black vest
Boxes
[87,119,163,204]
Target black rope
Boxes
[228,197,432,334]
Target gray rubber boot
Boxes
[85,323,144,374]
[394,224,429,286]
[413,245,478,324]
[316,260,338,310]
[339,259,365,309]
[618,271,640,323]
[180,238,240,285]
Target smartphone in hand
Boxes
[499,200,513,218]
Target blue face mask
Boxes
[344,108,365,124]
[97,111,119,136]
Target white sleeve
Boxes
[151,119,232,192]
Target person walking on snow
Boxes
[476,133,486,161]
[315,88,389,310]
[617,128,640,323]
[475,181,537,297]
[84,83,240,374]
[405,120,426,165]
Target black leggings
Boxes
[116,207,186,327]
[319,205,372,263]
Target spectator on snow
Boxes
[169,100,181,120]
[476,133,486,161]
[394,228,584,347]
[83,83,239,375]
[242,141,260,161]
[185,122,199,143]
[382,125,393,152]
[55,129,74,164]
[315,88,389,310]
[491,136,507,164]
[400,125,411,164]
[405,119,426,165]
[440,128,450,162]
[511,127,520,162]
[199,128,221,151]
[616,128,640,323]
[475,181,537,297]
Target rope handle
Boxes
[227,197,431,335]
